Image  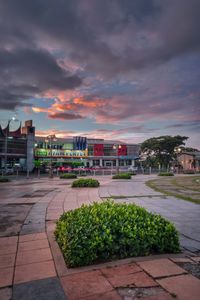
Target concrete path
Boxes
[0,175,200,300]
[99,175,200,253]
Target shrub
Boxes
[183,170,195,174]
[72,178,100,188]
[158,172,174,176]
[55,200,180,267]
[112,173,131,179]
[60,173,77,179]
[128,171,137,176]
[0,177,10,182]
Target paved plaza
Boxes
[0,174,200,299]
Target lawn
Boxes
[146,175,200,204]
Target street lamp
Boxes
[3,116,19,174]
[113,144,121,174]
[45,134,57,178]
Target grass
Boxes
[171,176,200,192]
[146,176,200,204]
[101,195,167,199]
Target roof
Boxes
[35,135,138,146]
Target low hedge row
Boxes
[60,173,77,179]
[72,178,100,187]
[0,177,10,182]
[158,172,174,176]
[55,200,180,267]
[112,173,131,179]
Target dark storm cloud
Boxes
[0,0,200,110]
[1,0,200,70]
[0,48,82,110]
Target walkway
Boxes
[0,175,200,299]
[99,175,200,253]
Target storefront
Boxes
[34,136,139,168]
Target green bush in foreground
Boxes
[158,172,174,176]
[60,173,77,179]
[0,177,10,182]
[72,178,100,187]
[112,173,131,179]
[55,200,180,267]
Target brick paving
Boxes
[0,175,200,299]
[157,274,200,300]
[137,258,186,278]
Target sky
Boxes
[0,0,200,148]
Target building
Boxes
[0,120,35,171]
[34,136,140,168]
[177,151,200,172]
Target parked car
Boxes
[128,166,138,172]
[0,167,14,175]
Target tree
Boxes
[34,160,42,177]
[179,146,199,152]
[140,135,188,169]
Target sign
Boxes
[35,149,87,157]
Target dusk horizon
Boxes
[0,0,200,148]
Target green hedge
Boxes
[128,171,137,176]
[60,173,77,179]
[112,173,131,179]
[72,178,100,188]
[158,172,174,176]
[55,200,180,267]
[0,177,10,182]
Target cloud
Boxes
[48,112,84,120]
[0,47,82,110]
[0,0,200,150]
[1,0,200,77]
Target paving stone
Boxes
[19,232,47,242]
[170,257,193,263]
[138,259,186,278]
[14,260,56,284]
[18,238,49,252]
[101,263,142,278]
[191,256,200,263]
[16,247,52,265]
[157,274,200,300]
[0,267,14,288]
[13,277,66,300]
[0,204,32,237]
[0,236,18,246]
[0,287,12,300]
[20,223,45,235]
[0,236,18,255]
[60,270,113,300]
[106,271,158,288]
[0,244,17,255]
[81,290,122,300]
[141,293,174,300]
[0,253,15,268]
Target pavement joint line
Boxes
[180,233,200,243]
[11,234,19,297]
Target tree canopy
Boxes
[140,135,188,168]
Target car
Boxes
[58,166,72,172]
[128,166,138,172]
[0,167,14,175]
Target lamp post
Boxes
[45,134,57,178]
[3,116,19,174]
[113,144,121,174]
